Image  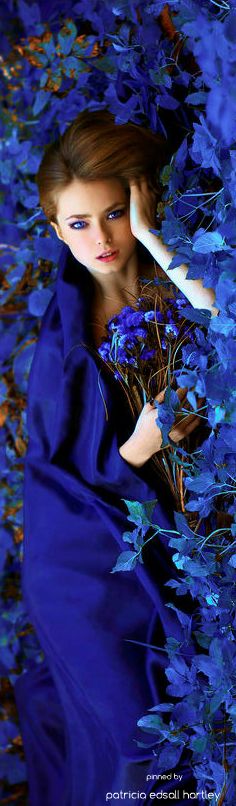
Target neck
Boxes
[89,253,157,348]
[89,250,140,304]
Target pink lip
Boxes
[96,250,119,262]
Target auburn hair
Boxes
[36,109,165,222]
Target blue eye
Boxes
[108,208,125,220]
[69,208,125,230]
[69,220,87,230]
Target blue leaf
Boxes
[174,137,188,170]
[58,20,77,56]
[176,371,198,389]
[123,499,156,526]
[28,288,53,317]
[13,342,36,392]
[122,530,136,544]
[181,306,211,325]
[195,655,221,686]
[145,1,167,14]
[209,311,235,337]
[32,90,50,116]
[149,703,174,713]
[173,701,196,726]
[192,229,226,254]
[190,116,221,175]
[137,714,164,734]
[209,761,225,792]
[156,387,180,445]
[33,235,61,261]
[186,91,208,105]
[189,735,208,753]
[0,379,7,403]
[166,603,192,632]
[0,719,19,748]
[165,655,194,697]
[229,554,236,568]
[168,250,191,270]
[186,390,197,409]
[0,528,12,571]
[111,550,138,573]
[0,751,27,784]
[18,0,42,31]
[157,742,184,770]
[159,93,179,111]
[184,471,215,494]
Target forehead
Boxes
[56,177,127,219]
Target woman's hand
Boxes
[129,177,157,243]
[119,388,203,468]
[119,395,163,468]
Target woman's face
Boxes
[52,177,138,276]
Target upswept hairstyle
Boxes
[36,109,165,223]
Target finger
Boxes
[154,387,187,404]
[169,414,201,442]
[154,389,165,404]
[174,412,200,429]
[182,415,201,437]
[143,400,157,412]
[129,178,142,189]
[154,388,186,410]
[176,386,188,403]
[139,176,149,187]
[140,177,156,195]
[129,176,152,191]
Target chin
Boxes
[90,265,121,274]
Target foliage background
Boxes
[0,0,235,802]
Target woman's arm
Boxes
[129,178,219,317]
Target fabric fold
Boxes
[16,245,195,805]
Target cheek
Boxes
[118,217,133,238]
[67,231,90,251]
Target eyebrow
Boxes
[65,202,125,221]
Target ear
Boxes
[50,222,66,242]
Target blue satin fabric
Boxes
[15,247,196,805]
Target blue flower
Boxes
[118,333,136,347]
[140,348,156,360]
[165,323,179,337]
[124,311,145,327]
[118,354,137,367]
[155,311,164,323]
[135,328,147,339]
[98,342,111,360]
[144,310,156,322]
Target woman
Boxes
[14,111,217,805]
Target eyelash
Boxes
[69,208,125,230]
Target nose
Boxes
[94,221,111,245]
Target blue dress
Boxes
[14,247,196,805]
